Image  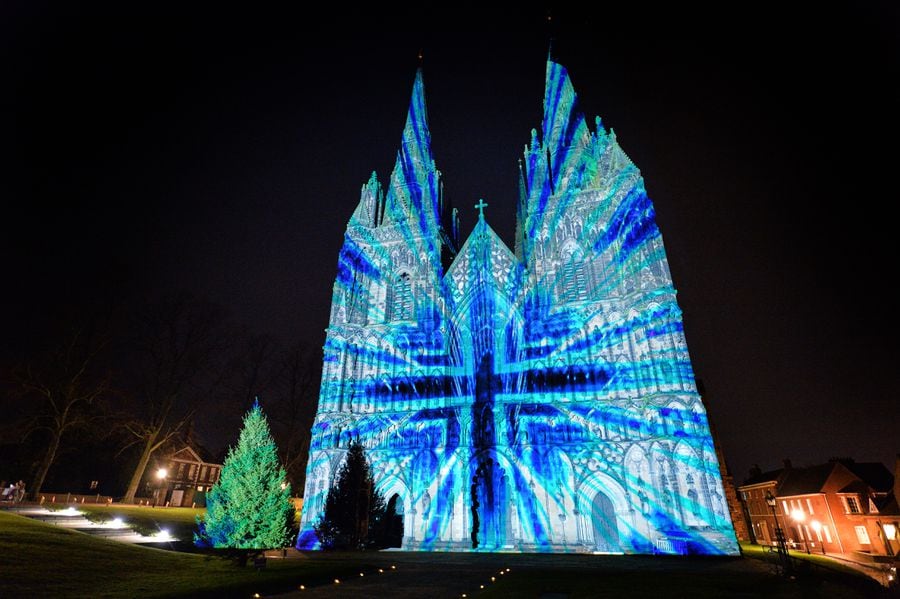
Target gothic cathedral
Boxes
[296,60,739,555]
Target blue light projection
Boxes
[297,62,739,555]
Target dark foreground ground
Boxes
[265,549,887,598]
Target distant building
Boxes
[738,457,899,559]
[150,446,222,508]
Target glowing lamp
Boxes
[790,509,805,523]
[810,520,826,554]
[156,468,167,480]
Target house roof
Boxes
[843,461,894,492]
[778,463,836,496]
[741,469,783,487]
[873,493,899,515]
[168,444,221,466]
[837,480,870,495]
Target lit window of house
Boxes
[855,526,870,545]
[844,496,861,514]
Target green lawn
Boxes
[0,511,354,598]
[1,511,885,598]
[70,503,205,542]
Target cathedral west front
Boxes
[297,60,739,555]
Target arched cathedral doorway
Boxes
[591,490,620,553]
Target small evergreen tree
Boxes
[195,400,294,552]
[315,440,390,550]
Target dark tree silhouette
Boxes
[315,441,395,550]
[269,342,320,491]
[15,325,109,499]
[119,294,229,504]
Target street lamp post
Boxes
[811,520,826,554]
[791,509,810,554]
[765,490,791,575]
[155,468,167,508]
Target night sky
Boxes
[3,3,898,482]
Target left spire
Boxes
[400,68,432,164]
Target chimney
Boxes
[783,458,792,470]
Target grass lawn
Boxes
[71,503,205,542]
[474,545,882,599]
[0,511,356,598]
[1,510,886,598]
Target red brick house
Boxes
[738,457,898,560]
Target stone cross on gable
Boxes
[475,199,488,219]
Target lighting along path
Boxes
[1,505,176,545]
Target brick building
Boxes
[738,457,899,559]
[149,446,223,508]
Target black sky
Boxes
[2,3,898,481]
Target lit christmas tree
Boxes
[195,400,294,550]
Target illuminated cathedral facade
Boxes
[296,61,739,555]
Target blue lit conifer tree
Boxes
[195,400,294,550]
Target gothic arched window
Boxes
[558,242,588,302]
[389,272,413,321]
[347,271,367,325]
